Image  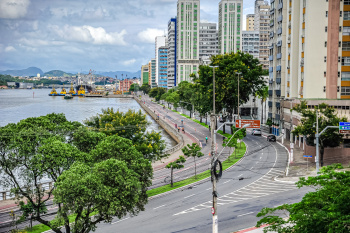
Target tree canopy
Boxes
[129,83,140,92]
[140,83,151,94]
[256,164,350,233]
[149,87,167,101]
[182,143,204,179]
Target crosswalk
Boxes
[174,148,296,216]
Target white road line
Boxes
[238,174,243,177]
[223,180,231,184]
[237,212,254,217]
[260,157,262,159]
[206,188,211,190]
[153,204,166,210]
[111,217,130,224]
[184,194,196,199]
[250,167,254,170]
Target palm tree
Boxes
[256,86,269,124]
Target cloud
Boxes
[137,28,165,43]
[50,24,127,45]
[0,0,30,19]
[122,59,136,66]
[18,38,65,47]
[5,46,16,52]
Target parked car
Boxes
[267,134,276,142]
[252,129,261,136]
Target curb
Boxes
[232,224,269,233]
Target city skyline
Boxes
[0,0,255,73]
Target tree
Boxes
[53,135,152,233]
[84,108,167,162]
[18,200,48,230]
[195,51,267,120]
[256,164,350,233]
[292,101,347,167]
[149,87,167,101]
[165,90,180,111]
[182,143,204,179]
[129,83,140,92]
[255,86,269,124]
[166,156,186,187]
[140,83,151,94]
[222,134,238,159]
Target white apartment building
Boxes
[155,36,167,85]
[254,0,270,70]
[199,22,219,59]
[176,0,200,84]
[218,0,243,54]
[242,31,260,59]
[168,18,177,89]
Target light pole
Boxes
[208,65,218,233]
[235,72,242,120]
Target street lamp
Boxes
[208,65,219,233]
[235,72,242,120]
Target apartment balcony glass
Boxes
[275,90,281,96]
[275,114,280,121]
[268,90,273,96]
[276,78,281,84]
[268,101,273,107]
[269,78,273,84]
[270,32,274,38]
[277,27,282,35]
[269,55,274,61]
[270,20,274,27]
[277,15,283,23]
[277,53,282,59]
[277,40,282,47]
[276,102,280,108]
[276,65,281,72]
[268,112,273,119]
[269,67,273,73]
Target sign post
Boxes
[303,155,312,171]
[235,120,260,129]
[339,122,350,134]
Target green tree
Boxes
[53,135,152,233]
[195,51,266,119]
[149,87,167,101]
[166,90,180,111]
[256,164,350,233]
[17,201,48,229]
[140,83,151,94]
[166,156,186,187]
[129,83,140,92]
[292,101,347,167]
[182,143,204,179]
[255,86,269,124]
[84,108,167,162]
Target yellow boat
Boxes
[59,87,67,96]
[49,86,58,96]
[68,83,76,95]
[78,86,85,96]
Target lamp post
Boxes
[235,72,242,120]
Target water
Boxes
[0,89,176,148]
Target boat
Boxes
[64,94,73,99]
[58,87,67,96]
[68,83,77,96]
[77,86,86,96]
[48,86,59,96]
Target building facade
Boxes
[254,0,270,70]
[218,0,243,54]
[242,30,260,59]
[176,0,200,84]
[155,36,167,85]
[199,22,219,58]
[119,79,134,92]
[158,46,168,88]
[141,65,149,85]
[246,14,255,31]
[168,17,177,89]
[148,59,157,88]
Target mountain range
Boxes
[0,67,141,79]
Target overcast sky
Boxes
[0,0,255,73]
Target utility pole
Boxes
[209,65,218,233]
[315,110,319,174]
[235,72,242,120]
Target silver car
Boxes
[252,129,262,136]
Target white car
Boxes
[252,129,262,136]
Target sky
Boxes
[0,0,255,73]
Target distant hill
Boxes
[0,67,43,77]
[94,70,141,79]
[44,70,75,77]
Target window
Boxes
[325,41,327,47]
[345,11,350,20]
[340,11,343,17]
[339,41,342,47]
[342,72,350,80]
[339,56,341,62]
[324,56,327,62]
[343,27,350,35]
[325,26,328,32]
[340,26,342,32]
[324,71,327,77]
[341,86,350,95]
[326,11,328,17]
[345,0,350,5]
[342,57,350,66]
[338,71,340,77]
[342,41,350,51]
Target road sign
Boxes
[339,122,350,134]
[235,119,261,129]
[211,207,215,215]
[303,155,312,158]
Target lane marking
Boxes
[206,188,211,191]
[111,217,130,224]
[184,194,196,199]
[237,212,254,217]
[153,204,166,210]
[223,180,231,184]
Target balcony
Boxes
[278,2,283,10]
[270,21,274,27]
[269,43,274,49]
[276,78,281,84]
[276,65,281,72]
[269,78,273,84]
[268,101,273,107]
[277,27,282,35]
[277,40,282,47]
[277,53,282,59]
[268,112,273,119]
[277,15,283,23]
[268,90,273,96]
[269,67,273,73]
[276,102,280,108]
[270,32,274,38]
[270,8,275,14]
[275,90,281,96]
[269,55,274,61]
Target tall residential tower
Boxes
[168,18,177,89]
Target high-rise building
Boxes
[168,18,177,89]
[254,0,270,70]
[158,46,168,88]
[268,0,350,138]
[176,0,200,84]
[149,59,157,88]
[246,14,255,31]
[218,0,243,54]
[155,36,167,85]
[141,65,149,85]
[242,31,260,59]
[199,22,219,58]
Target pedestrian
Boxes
[178,127,180,132]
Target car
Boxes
[267,134,276,142]
[219,117,225,123]
[252,129,261,136]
